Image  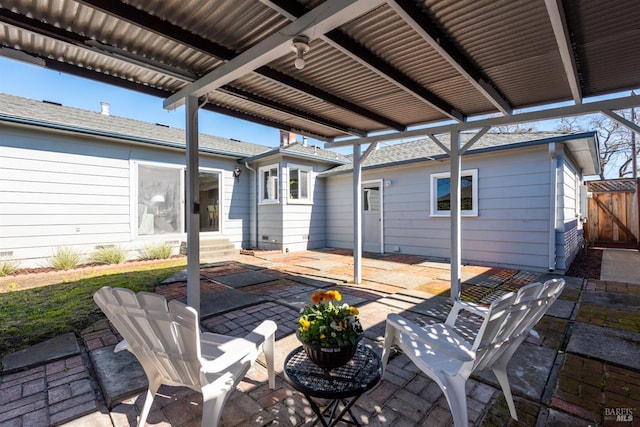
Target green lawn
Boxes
[0,260,187,361]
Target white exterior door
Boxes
[362,181,383,253]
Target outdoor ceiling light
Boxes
[291,35,310,70]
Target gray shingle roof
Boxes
[0,93,595,173]
[322,131,589,175]
[0,92,353,163]
[0,92,270,157]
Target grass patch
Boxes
[0,259,186,359]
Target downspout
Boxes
[245,162,257,249]
[548,143,558,271]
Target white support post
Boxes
[353,143,363,284]
[450,130,462,301]
[185,95,200,314]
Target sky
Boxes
[0,57,288,148]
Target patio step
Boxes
[179,238,237,260]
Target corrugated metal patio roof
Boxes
[1,0,639,143]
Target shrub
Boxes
[89,246,128,265]
[0,259,20,277]
[49,246,82,270]
[138,243,173,260]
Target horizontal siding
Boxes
[327,145,557,272]
[1,203,129,215]
[0,192,129,205]
[0,180,129,196]
[555,154,583,272]
[1,157,129,179]
[0,126,252,266]
[1,214,129,227]
[2,226,130,245]
[1,128,133,262]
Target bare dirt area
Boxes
[566,248,602,279]
[0,257,187,293]
[1,249,601,292]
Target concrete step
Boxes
[180,238,237,260]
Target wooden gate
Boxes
[585,179,639,247]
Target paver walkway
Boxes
[1,248,639,426]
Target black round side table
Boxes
[283,344,382,427]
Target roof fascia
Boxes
[243,146,349,165]
[327,94,640,148]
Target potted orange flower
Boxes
[297,290,363,369]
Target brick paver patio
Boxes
[1,249,638,426]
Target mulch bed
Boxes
[566,248,602,279]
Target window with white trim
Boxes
[137,163,183,235]
[288,164,312,203]
[259,164,279,203]
[430,169,478,217]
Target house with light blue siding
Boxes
[0,93,598,273]
[0,93,347,267]
[321,132,598,273]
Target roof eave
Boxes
[320,132,600,176]
[243,147,349,165]
[0,113,257,159]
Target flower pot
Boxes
[296,331,363,370]
[300,341,358,370]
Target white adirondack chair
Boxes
[382,278,565,426]
[94,286,277,427]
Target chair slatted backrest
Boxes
[471,279,564,372]
[94,287,203,387]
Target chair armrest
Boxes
[445,300,489,326]
[455,300,489,316]
[200,320,277,374]
[114,340,129,353]
[387,313,475,362]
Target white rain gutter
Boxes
[245,161,258,249]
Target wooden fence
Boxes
[585,179,639,247]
